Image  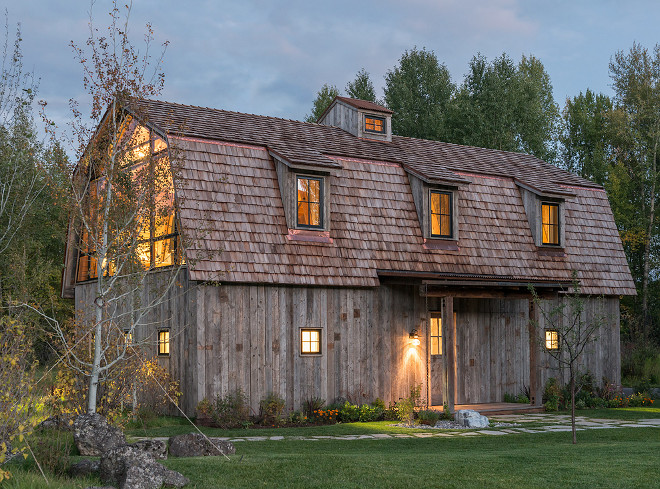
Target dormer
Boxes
[317,96,393,142]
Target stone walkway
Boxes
[134,414,660,444]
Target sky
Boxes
[5,0,660,152]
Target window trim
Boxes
[158,329,170,356]
[364,114,386,134]
[541,202,561,246]
[296,175,324,229]
[300,328,322,356]
[545,329,559,351]
[429,190,454,239]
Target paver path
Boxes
[133,414,660,444]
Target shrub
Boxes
[338,401,360,423]
[312,408,339,424]
[302,397,325,418]
[440,402,453,420]
[259,393,285,426]
[358,404,382,422]
[287,410,308,424]
[417,410,440,426]
[543,378,561,411]
[196,388,250,429]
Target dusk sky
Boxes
[6,0,660,151]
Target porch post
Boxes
[528,299,542,407]
[443,296,456,412]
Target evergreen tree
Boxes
[346,68,376,102]
[305,84,339,122]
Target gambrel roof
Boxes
[130,98,635,295]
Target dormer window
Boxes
[297,176,323,228]
[541,202,560,246]
[364,115,385,134]
[430,190,453,238]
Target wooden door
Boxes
[429,314,443,405]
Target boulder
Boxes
[131,439,168,460]
[100,445,188,489]
[74,413,126,456]
[454,409,489,428]
[168,433,236,458]
[37,414,74,431]
[70,458,100,478]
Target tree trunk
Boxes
[641,138,657,340]
[571,375,576,445]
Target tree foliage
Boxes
[560,89,612,185]
[304,83,339,123]
[448,53,559,162]
[345,68,376,102]
[607,42,660,341]
[383,47,454,140]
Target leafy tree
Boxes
[447,53,559,162]
[383,47,454,140]
[346,68,376,102]
[560,90,612,185]
[40,1,182,414]
[607,42,660,340]
[305,83,339,122]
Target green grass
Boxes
[10,409,660,488]
[158,428,660,489]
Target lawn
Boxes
[7,408,660,489]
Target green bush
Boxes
[440,402,453,420]
[543,378,561,411]
[358,404,383,422]
[338,401,360,422]
[196,388,250,429]
[417,410,440,426]
[259,393,285,425]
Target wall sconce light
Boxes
[409,328,420,346]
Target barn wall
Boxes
[193,283,428,413]
[74,268,198,415]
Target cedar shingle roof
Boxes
[134,99,635,295]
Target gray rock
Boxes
[454,409,489,428]
[83,486,116,489]
[74,413,126,456]
[169,433,235,458]
[131,439,168,460]
[100,445,188,489]
[38,414,74,431]
[70,458,100,477]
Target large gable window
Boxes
[541,202,560,246]
[430,191,453,238]
[297,176,323,228]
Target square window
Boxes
[158,330,170,356]
[430,317,442,355]
[541,203,560,245]
[545,330,559,350]
[300,329,321,355]
[364,115,385,133]
[297,176,323,228]
[430,191,453,238]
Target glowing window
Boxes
[301,329,321,355]
[297,176,323,228]
[542,203,560,245]
[430,317,442,355]
[124,331,133,346]
[364,115,385,133]
[430,191,453,238]
[158,330,170,356]
[545,330,559,351]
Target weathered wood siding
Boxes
[193,283,428,413]
[74,268,198,415]
[537,296,621,388]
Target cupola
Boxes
[317,96,393,142]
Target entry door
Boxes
[429,314,443,405]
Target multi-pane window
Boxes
[297,176,323,228]
[542,203,560,245]
[545,330,559,351]
[430,317,442,355]
[364,115,385,133]
[158,330,170,356]
[430,191,453,238]
[301,329,321,355]
[76,124,181,282]
[124,330,133,346]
